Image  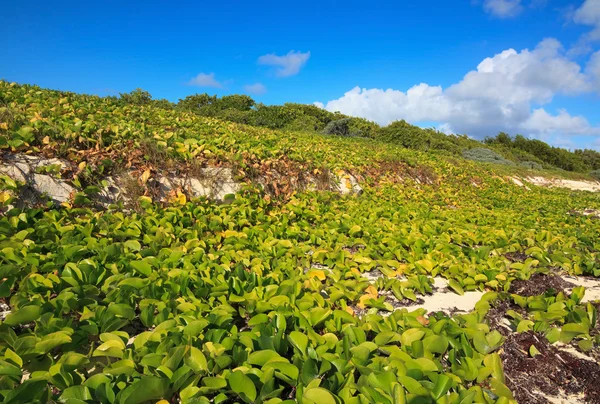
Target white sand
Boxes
[563,275,600,303]
[523,176,600,192]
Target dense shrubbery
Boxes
[323,118,352,136]
[485,133,600,173]
[118,88,175,109]
[2,81,600,403]
[115,88,600,175]
[378,120,482,156]
[462,147,516,166]
[591,169,600,180]
[519,161,543,170]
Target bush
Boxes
[323,118,352,136]
[519,161,543,170]
[119,88,152,105]
[462,148,515,165]
[590,169,600,180]
[215,109,252,125]
[284,115,322,132]
[378,120,428,149]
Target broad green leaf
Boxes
[3,305,41,326]
[288,331,309,354]
[117,376,169,404]
[184,346,208,373]
[303,387,336,404]
[248,350,285,366]
[130,260,152,277]
[229,370,257,403]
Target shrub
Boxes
[462,148,515,165]
[590,169,600,180]
[378,120,428,149]
[348,117,379,138]
[519,161,543,170]
[119,88,152,105]
[284,115,322,132]
[323,118,352,136]
[215,109,252,125]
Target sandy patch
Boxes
[416,277,485,313]
[523,176,600,192]
[563,275,600,303]
[361,272,484,314]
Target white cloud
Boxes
[587,51,600,90]
[316,39,600,141]
[483,0,523,18]
[257,51,310,77]
[188,73,223,88]
[522,108,600,135]
[570,0,600,55]
[243,82,267,95]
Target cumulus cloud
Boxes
[316,39,600,140]
[483,0,523,18]
[258,51,310,77]
[243,82,267,95]
[187,73,223,88]
[522,108,600,135]
[570,0,600,55]
[587,51,600,90]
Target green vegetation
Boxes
[117,88,600,176]
[0,81,599,403]
[462,148,515,166]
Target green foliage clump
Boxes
[119,88,174,109]
[2,80,600,403]
[462,147,516,166]
[590,169,600,180]
[519,161,543,170]
[485,133,600,173]
[378,120,485,156]
[323,118,352,136]
[575,149,600,170]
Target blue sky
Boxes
[1,0,599,149]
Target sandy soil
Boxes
[522,176,600,192]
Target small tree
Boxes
[323,118,352,136]
[119,88,152,105]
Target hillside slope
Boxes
[1,82,600,403]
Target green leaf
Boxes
[349,225,362,236]
[560,323,589,343]
[130,260,152,277]
[398,375,429,396]
[488,378,514,400]
[184,346,208,373]
[117,376,169,404]
[303,387,336,404]
[107,303,136,320]
[229,370,257,403]
[3,305,41,326]
[473,331,504,354]
[423,335,448,354]
[448,279,464,295]
[0,359,22,377]
[35,331,72,354]
[401,328,425,346]
[3,379,48,403]
[288,331,309,354]
[263,361,299,384]
[248,350,285,366]
[124,240,142,252]
[392,383,406,404]
[431,374,452,400]
[60,385,93,401]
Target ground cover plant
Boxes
[0,81,600,403]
